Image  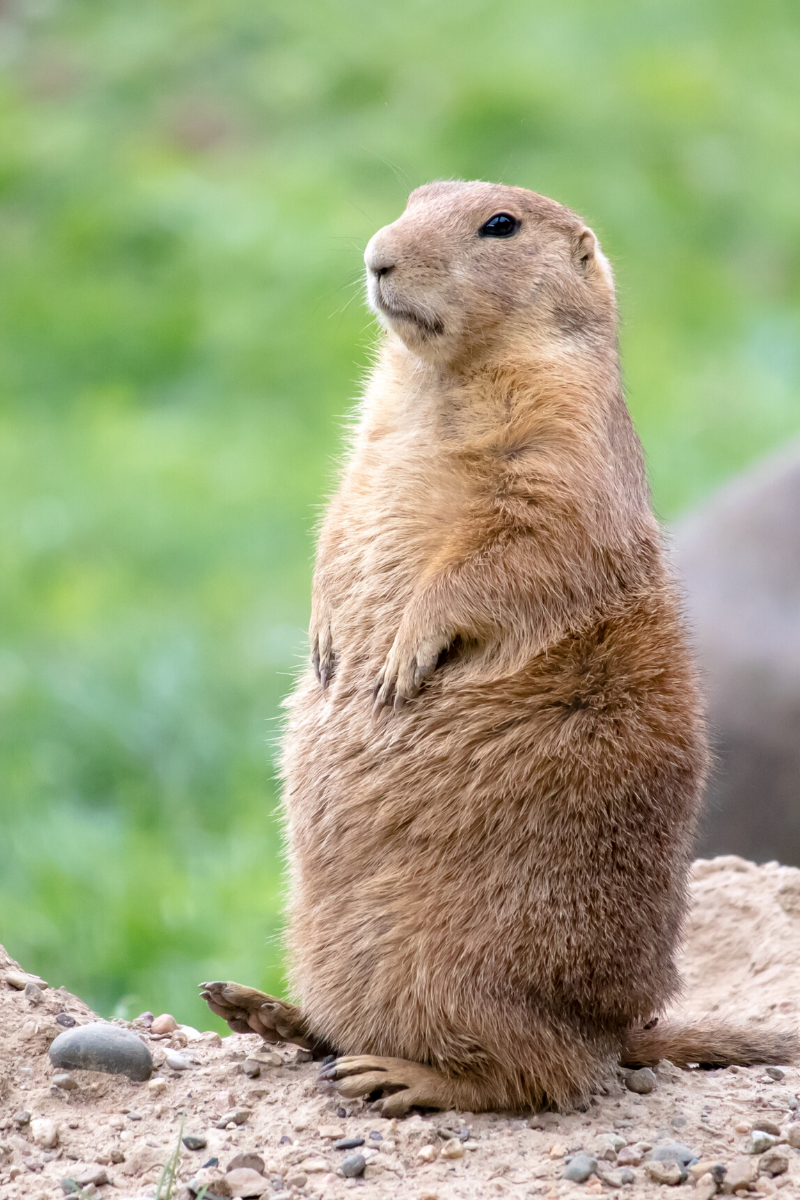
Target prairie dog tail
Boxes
[622,1019,799,1069]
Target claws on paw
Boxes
[317,1054,449,1116]
[198,980,316,1048]
[372,632,448,714]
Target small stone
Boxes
[225,1167,269,1196]
[759,1149,789,1177]
[150,1013,178,1035]
[53,1073,78,1091]
[748,1131,777,1154]
[134,1011,154,1027]
[754,1119,782,1137]
[787,1125,800,1149]
[549,1142,566,1158]
[650,1143,697,1167]
[284,1173,308,1189]
[694,1172,717,1200]
[341,1154,366,1178]
[589,1132,625,1161]
[418,1145,438,1162]
[5,970,47,989]
[766,1067,785,1081]
[242,1059,260,1078]
[56,1013,77,1027]
[720,1157,758,1194]
[215,1109,251,1128]
[645,1160,683,1185]
[248,1049,282,1068]
[49,1022,153,1081]
[734,1121,751,1134]
[690,1160,724,1181]
[624,1067,656,1094]
[300,1157,330,1173]
[319,1124,345,1139]
[295,1048,313,1063]
[183,1135,208,1151]
[165,1049,194,1071]
[335,1137,365,1150]
[599,1167,635,1188]
[67,1166,109,1188]
[25,982,44,1004]
[148,1077,167,1093]
[31,1118,59,1149]
[563,1155,597,1183]
[440,1140,464,1160]
[369,1130,383,1141]
[15,1110,31,1127]
[127,1111,142,1120]
[227,1154,264,1174]
[617,1146,642,1167]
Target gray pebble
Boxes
[25,982,44,1004]
[182,1136,207,1151]
[651,1143,697,1167]
[126,1111,142,1121]
[15,1111,31,1127]
[624,1067,656,1094]
[49,1022,153,1082]
[55,1013,76,1028]
[335,1138,365,1150]
[165,1049,194,1071]
[766,1067,785,1081]
[563,1155,597,1183]
[242,1059,260,1078]
[341,1154,366,1178]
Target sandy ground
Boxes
[2,856,800,1200]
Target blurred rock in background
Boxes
[674,440,800,866]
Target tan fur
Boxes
[202,181,797,1113]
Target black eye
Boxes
[478,212,519,238]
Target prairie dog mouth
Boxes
[373,281,444,337]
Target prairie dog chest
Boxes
[320,421,473,620]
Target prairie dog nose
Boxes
[364,234,395,277]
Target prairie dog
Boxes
[202,182,796,1112]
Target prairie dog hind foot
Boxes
[199,980,333,1056]
[318,1054,473,1117]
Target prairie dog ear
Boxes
[572,227,599,272]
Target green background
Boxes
[1,0,798,1028]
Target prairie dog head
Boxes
[364,180,615,368]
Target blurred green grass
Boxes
[0,0,799,1027]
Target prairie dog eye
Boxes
[478,212,519,238]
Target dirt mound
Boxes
[2,857,800,1200]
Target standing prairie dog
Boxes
[202,181,796,1113]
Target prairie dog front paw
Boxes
[373,626,449,713]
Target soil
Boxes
[2,855,800,1200]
